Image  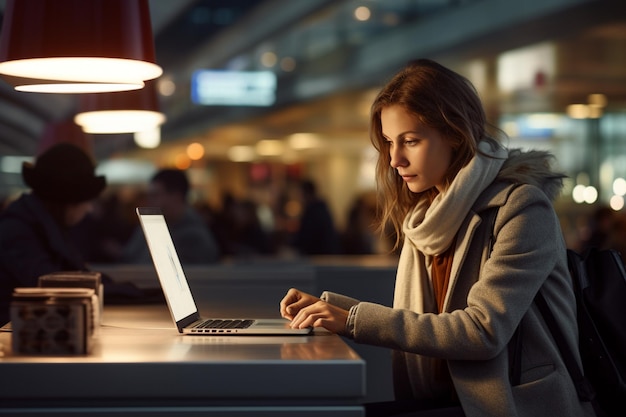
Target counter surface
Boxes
[0,304,366,416]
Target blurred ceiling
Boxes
[0,0,625,165]
[0,0,274,158]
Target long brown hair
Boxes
[370,59,500,249]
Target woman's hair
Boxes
[369,58,500,249]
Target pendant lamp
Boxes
[74,80,166,134]
[0,0,162,93]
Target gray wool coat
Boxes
[323,180,595,417]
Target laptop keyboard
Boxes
[194,319,255,330]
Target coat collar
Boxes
[444,182,520,310]
[471,180,520,214]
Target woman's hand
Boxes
[280,288,320,320]
[280,288,349,334]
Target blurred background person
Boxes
[606,213,626,262]
[120,168,221,264]
[578,206,615,253]
[212,196,273,259]
[0,143,107,325]
[341,194,377,255]
[72,190,142,264]
[292,179,341,255]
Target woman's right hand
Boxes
[279,288,320,321]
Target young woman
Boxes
[280,59,595,417]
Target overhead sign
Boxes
[191,70,277,106]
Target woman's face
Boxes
[381,105,453,194]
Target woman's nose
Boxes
[389,147,406,169]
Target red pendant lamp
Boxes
[74,80,166,134]
[0,0,162,93]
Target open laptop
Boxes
[136,207,311,335]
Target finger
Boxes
[295,311,329,330]
[291,303,347,333]
[282,304,302,320]
[279,298,292,319]
[288,306,313,329]
[283,290,320,318]
[279,288,300,318]
[290,303,326,330]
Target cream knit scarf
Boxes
[393,141,507,312]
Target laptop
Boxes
[136,207,311,335]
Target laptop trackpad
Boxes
[255,319,293,328]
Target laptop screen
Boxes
[136,208,197,322]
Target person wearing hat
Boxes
[0,143,107,325]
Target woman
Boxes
[280,59,594,417]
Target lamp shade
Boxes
[74,80,166,134]
[0,74,144,94]
[0,0,162,93]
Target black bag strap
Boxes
[533,291,596,402]
[507,323,523,386]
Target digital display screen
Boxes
[191,70,277,106]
